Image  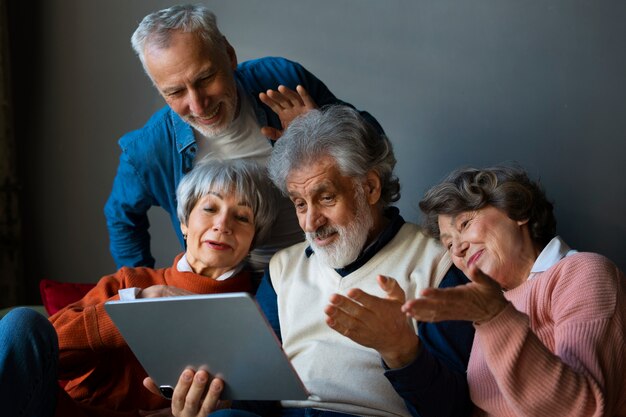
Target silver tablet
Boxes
[104,292,309,400]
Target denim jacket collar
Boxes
[170,110,196,154]
[235,74,269,129]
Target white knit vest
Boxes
[269,222,451,417]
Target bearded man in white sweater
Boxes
[166,106,476,417]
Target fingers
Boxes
[401,292,452,322]
[260,126,282,141]
[296,85,316,108]
[143,377,162,397]
[171,369,195,412]
[170,369,223,417]
[139,285,194,298]
[402,278,509,324]
[325,293,362,329]
[377,275,406,303]
[405,286,471,322]
[259,84,318,138]
[163,286,195,297]
[184,370,210,411]
[259,85,316,110]
[326,288,420,368]
[326,282,405,328]
[139,285,166,298]
[259,86,302,110]
[198,377,224,416]
[276,85,305,106]
[467,265,498,288]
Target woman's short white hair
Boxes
[176,158,278,248]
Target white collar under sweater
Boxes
[529,236,578,278]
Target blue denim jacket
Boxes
[104,57,382,268]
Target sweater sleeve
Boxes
[49,270,131,379]
[385,266,474,417]
[475,253,626,416]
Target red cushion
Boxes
[39,279,96,316]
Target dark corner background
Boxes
[5,1,43,305]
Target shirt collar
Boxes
[171,109,197,153]
[529,236,577,275]
[305,206,405,277]
[177,253,243,281]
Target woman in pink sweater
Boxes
[403,165,626,417]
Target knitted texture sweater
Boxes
[49,253,252,415]
[270,223,451,417]
[468,252,626,417]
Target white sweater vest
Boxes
[269,222,451,417]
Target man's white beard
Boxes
[189,120,226,138]
[187,96,238,138]
[187,113,233,138]
[306,186,374,269]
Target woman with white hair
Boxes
[0,158,278,417]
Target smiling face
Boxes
[286,156,382,268]
[144,30,238,137]
[438,206,538,290]
[180,190,255,278]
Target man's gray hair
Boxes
[131,4,224,70]
[176,158,278,248]
[268,105,400,207]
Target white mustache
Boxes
[307,226,338,240]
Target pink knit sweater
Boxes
[468,252,626,417]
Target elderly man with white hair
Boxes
[169,105,475,417]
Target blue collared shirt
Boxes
[104,57,383,269]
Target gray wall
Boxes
[20,0,626,290]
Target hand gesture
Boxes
[138,285,195,299]
[325,275,420,369]
[402,266,509,324]
[259,85,317,140]
[143,369,229,417]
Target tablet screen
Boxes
[105,292,309,400]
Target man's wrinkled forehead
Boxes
[286,157,347,192]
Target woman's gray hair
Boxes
[131,4,224,69]
[176,158,278,248]
[268,105,400,207]
[419,164,557,248]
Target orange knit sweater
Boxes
[49,253,253,417]
[468,252,626,416]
